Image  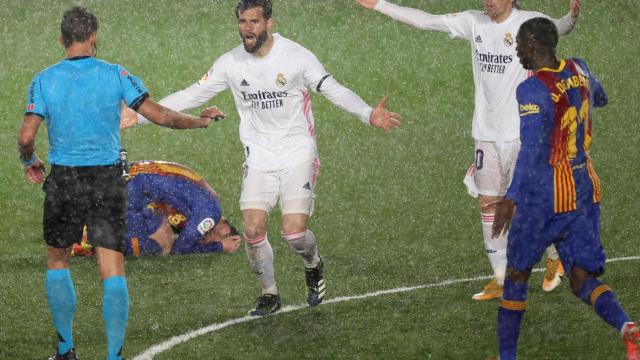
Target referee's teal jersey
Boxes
[25,56,148,166]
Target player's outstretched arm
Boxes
[570,0,581,19]
[357,0,448,32]
[135,98,224,129]
[369,96,402,133]
[553,0,580,36]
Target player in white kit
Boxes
[129,0,401,315]
[358,0,580,300]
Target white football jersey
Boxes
[160,33,329,171]
[442,9,547,142]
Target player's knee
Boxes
[505,267,531,283]
[244,226,267,240]
[569,266,590,296]
[281,214,309,235]
[574,275,608,306]
[244,231,267,247]
[242,210,268,239]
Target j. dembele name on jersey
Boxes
[475,50,513,74]
[242,90,289,110]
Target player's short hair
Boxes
[235,0,272,20]
[60,6,98,48]
[518,17,558,49]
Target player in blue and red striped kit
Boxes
[126,160,241,256]
[490,17,638,360]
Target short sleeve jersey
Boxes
[25,56,148,166]
[179,33,329,171]
[442,9,548,142]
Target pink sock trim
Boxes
[282,231,306,241]
[245,233,266,245]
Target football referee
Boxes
[17,6,222,360]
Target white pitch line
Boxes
[132,255,640,360]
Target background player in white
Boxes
[124,0,401,315]
[357,0,580,300]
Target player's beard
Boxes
[241,28,269,54]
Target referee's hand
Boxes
[25,160,45,184]
[200,106,225,122]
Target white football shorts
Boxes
[463,139,520,197]
[240,158,320,215]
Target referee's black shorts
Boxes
[43,164,127,253]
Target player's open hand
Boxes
[200,106,225,123]
[120,106,139,129]
[492,198,515,239]
[369,96,402,133]
[24,159,45,184]
[357,0,379,10]
[570,0,580,19]
[221,235,242,253]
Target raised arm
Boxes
[357,0,449,32]
[553,0,580,36]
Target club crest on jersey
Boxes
[197,217,216,235]
[275,73,287,87]
[504,32,514,47]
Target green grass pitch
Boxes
[1,0,639,358]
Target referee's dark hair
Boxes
[60,6,98,48]
[518,17,559,50]
[235,0,272,20]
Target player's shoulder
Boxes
[33,63,59,81]
[226,44,245,60]
[447,10,484,23]
[274,33,317,58]
[568,57,590,74]
[517,76,548,99]
[515,9,548,22]
[88,58,135,78]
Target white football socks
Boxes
[482,213,507,286]
[244,234,278,295]
[283,229,320,269]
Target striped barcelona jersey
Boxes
[127,161,223,255]
[507,58,608,213]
